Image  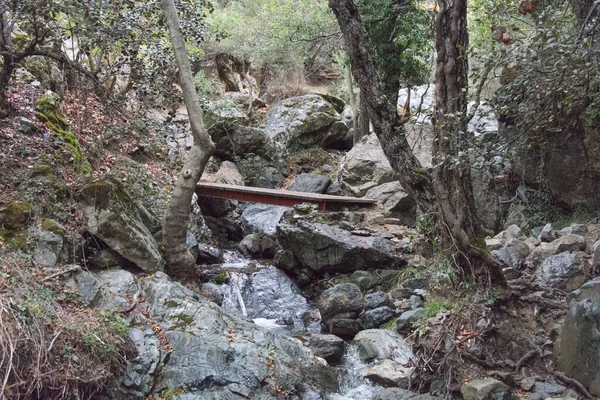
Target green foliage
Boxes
[236,153,270,186]
[288,146,334,173]
[356,0,433,94]
[423,298,446,318]
[194,70,222,100]
[205,0,338,70]
[212,271,227,285]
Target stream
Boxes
[218,252,382,399]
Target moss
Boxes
[79,178,134,211]
[35,94,91,174]
[473,231,488,251]
[0,201,32,231]
[40,219,66,237]
[0,227,28,250]
[163,299,181,308]
[212,271,227,285]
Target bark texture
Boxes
[432,0,504,285]
[161,0,215,278]
[329,0,436,214]
[329,0,505,286]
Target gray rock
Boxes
[338,134,396,197]
[373,388,430,400]
[350,270,383,291]
[558,224,588,237]
[15,117,37,134]
[239,233,262,256]
[252,165,285,189]
[593,241,600,266]
[552,234,587,253]
[326,318,362,339]
[196,244,224,264]
[538,223,558,242]
[128,272,338,398]
[326,181,342,196]
[460,378,510,400]
[273,250,299,272]
[365,291,391,310]
[396,308,425,331]
[317,283,364,322]
[277,219,403,274]
[494,224,522,241]
[119,327,161,397]
[87,248,127,269]
[531,381,566,398]
[409,295,424,309]
[364,306,396,329]
[307,334,346,364]
[33,221,65,268]
[79,179,164,273]
[567,277,600,303]
[365,359,414,388]
[209,123,280,162]
[556,286,600,396]
[485,237,504,251]
[241,204,290,236]
[65,269,100,306]
[288,174,331,194]
[265,94,342,149]
[201,282,224,305]
[197,196,233,218]
[536,251,588,290]
[502,267,522,280]
[403,277,429,290]
[391,287,414,300]
[353,329,414,364]
[364,182,416,225]
[492,239,530,270]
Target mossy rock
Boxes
[34,93,91,174]
[0,227,28,250]
[79,178,134,211]
[40,219,66,237]
[0,200,32,231]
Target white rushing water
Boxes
[329,346,381,400]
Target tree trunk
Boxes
[357,93,370,142]
[345,62,359,140]
[329,0,506,287]
[161,0,216,278]
[329,0,436,214]
[571,0,599,26]
[432,0,505,285]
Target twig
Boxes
[118,288,141,314]
[46,330,62,353]
[40,265,81,282]
[554,371,592,399]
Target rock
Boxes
[365,359,414,388]
[365,291,391,310]
[239,233,262,256]
[326,181,342,196]
[317,93,346,113]
[396,308,425,331]
[552,234,587,253]
[350,270,383,291]
[317,283,364,322]
[277,219,403,274]
[288,174,331,194]
[353,329,415,364]
[530,381,566,399]
[391,287,414,300]
[273,250,299,272]
[492,239,530,270]
[33,219,65,268]
[556,284,600,396]
[196,244,224,264]
[536,251,589,290]
[15,117,37,134]
[87,248,127,269]
[248,164,285,189]
[204,216,245,245]
[200,282,224,305]
[307,334,346,364]
[326,318,362,339]
[338,134,396,196]
[78,179,164,273]
[519,377,536,391]
[365,182,416,225]
[209,123,281,162]
[120,327,162,397]
[485,237,503,251]
[364,306,396,329]
[502,267,522,280]
[374,388,432,400]
[124,272,338,398]
[558,224,588,237]
[494,224,522,241]
[538,223,558,242]
[460,378,510,400]
[197,196,233,218]
[265,94,344,149]
[593,241,600,266]
[65,269,100,306]
[241,204,290,236]
[403,277,429,290]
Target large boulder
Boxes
[317,283,364,338]
[491,239,530,270]
[535,251,589,290]
[353,329,415,365]
[277,219,404,274]
[33,219,66,268]
[265,94,349,150]
[241,204,291,236]
[556,279,600,396]
[338,134,396,197]
[78,179,164,273]
[288,174,331,194]
[209,122,281,162]
[119,272,339,399]
[365,182,416,225]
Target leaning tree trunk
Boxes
[161,0,215,278]
[329,0,505,288]
[432,0,505,286]
[329,0,436,213]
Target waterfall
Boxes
[329,346,381,400]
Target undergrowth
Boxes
[0,254,134,399]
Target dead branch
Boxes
[40,265,81,282]
[118,288,141,314]
[515,346,541,373]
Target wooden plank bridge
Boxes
[195,182,376,211]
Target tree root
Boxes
[554,371,592,399]
[40,265,81,282]
[515,343,542,373]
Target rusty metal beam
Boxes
[195,182,375,211]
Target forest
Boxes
[0,0,599,399]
